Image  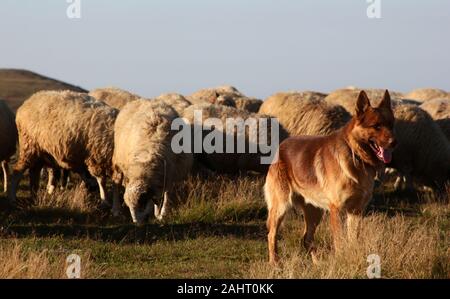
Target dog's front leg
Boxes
[329,204,344,251]
[345,196,369,242]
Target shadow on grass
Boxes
[0,222,266,244]
[367,189,426,217]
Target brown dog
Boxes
[265,90,396,264]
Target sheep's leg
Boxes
[393,175,403,190]
[46,168,57,195]
[404,174,414,191]
[154,203,161,219]
[2,161,8,193]
[60,169,70,190]
[111,169,123,216]
[8,152,35,205]
[95,176,110,208]
[112,183,122,217]
[29,164,43,202]
[155,191,170,221]
[8,170,24,205]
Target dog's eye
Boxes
[373,124,381,130]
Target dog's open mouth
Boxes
[369,140,392,163]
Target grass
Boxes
[0,173,448,279]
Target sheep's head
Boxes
[123,181,153,225]
[216,95,236,107]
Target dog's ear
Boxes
[378,90,392,111]
[356,90,371,117]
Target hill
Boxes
[0,69,87,112]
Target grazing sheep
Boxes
[0,99,18,192]
[8,90,118,206]
[89,87,140,110]
[234,98,263,113]
[153,93,192,116]
[188,85,262,109]
[420,98,450,140]
[182,103,288,174]
[405,88,450,102]
[112,99,193,224]
[324,88,408,114]
[388,104,450,189]
[259,91,350,136]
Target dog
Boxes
[264,90,396,264]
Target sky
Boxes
[0,0,449,99]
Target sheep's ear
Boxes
[355,90,371,117]
[378,89,392,111]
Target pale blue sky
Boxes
[0,0,449,99]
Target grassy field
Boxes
[0,173,448,279]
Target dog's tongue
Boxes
[379,148,392,164]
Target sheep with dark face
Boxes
[112,100,193,224]
[188,85,263,111]
[8,90,118,206]
[234,98,263,113]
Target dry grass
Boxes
[0,174,448,278]
[33,184,96,213]
[169,174,266,223]
[0,241,99,278]
[247,201,450,279]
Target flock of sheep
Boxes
[0,85,449,224]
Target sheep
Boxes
[181,103,288,174]
[8,90,118,206]
[234,98,263,113]
[387,104,450,189]
[42,86,137,195]
[420,98,450,140]
[187,85,258,108]
[324,88,409,114]
[89,87,140,110]
[259,91,351,136]
[405,88,450,102]
[0,99,18,192]
[112,99,193,224]
[152,93,192,116]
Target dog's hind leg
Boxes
[291,195,324,253]
[265,163,290,265]
[301,203,324,252]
